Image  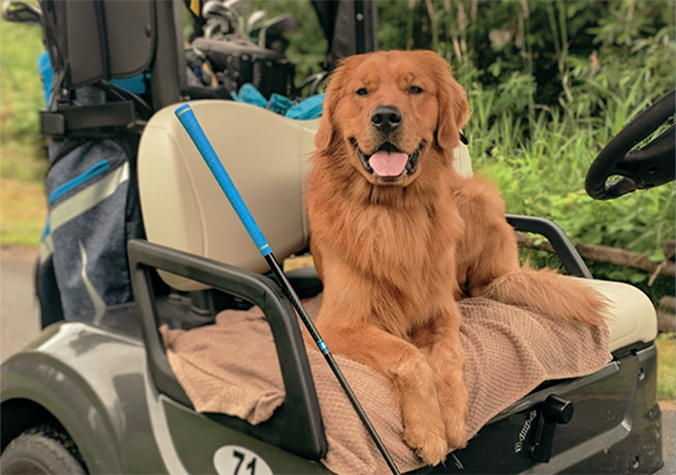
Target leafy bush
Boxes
[375,1,675,299]
[379,1,673,110]
[455,3,673,292]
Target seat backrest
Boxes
[138,101,472,290]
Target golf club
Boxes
[246,9,266,38]
[225,0,252,17]
[2,0,41,24]
[258,14,299,52]
[203,0,240,36]
[224,0,252,37]
[174,103,402,475]
[204,18,233,39]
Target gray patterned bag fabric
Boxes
[38,86,144,322]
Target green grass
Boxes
[0,146,47,249]
[0,19,46,149]
[1,143,48,182]
[0,173,47,248]
[1,19,50,247]
[657,333,675,402]
[0,145,48,248]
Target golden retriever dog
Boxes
[305,50,605,465]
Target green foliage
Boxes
[656,333,675,401]
[454,3,675,294]
[0,20,45,151]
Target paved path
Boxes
[0,246,673,472]
[657,402,675,475]
[1,246,41,362]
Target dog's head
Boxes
[315,50,470,187]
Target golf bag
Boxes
[36,0,187,324]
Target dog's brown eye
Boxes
[356,88,369,96]
[408,85,423,95]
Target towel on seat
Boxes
[161,295,610,474]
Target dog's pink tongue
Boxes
[369,151,408,177]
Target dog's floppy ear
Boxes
[435,60,470,151]
[315,97,336,154]
[315,62,349,153]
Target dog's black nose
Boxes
[371,105,402,134]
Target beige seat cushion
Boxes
[583,279,657,352]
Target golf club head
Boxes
[246,9,266,37]
[203,1,235,21]
[204,18,232,39]
[203,0,240,36]
[225,0,252,17]
[259,14,299,52]
[2,0,41,24]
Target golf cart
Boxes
[1,1,672,473]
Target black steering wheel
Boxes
[585,89,675,200]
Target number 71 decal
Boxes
[213,445,273,475]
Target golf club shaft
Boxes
[174,104,401,475]
[264,252,400,473]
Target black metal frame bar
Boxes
[506,214,593,278]
[354,0,365,54]
[127,239,327,460]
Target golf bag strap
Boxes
[40,101,139,139]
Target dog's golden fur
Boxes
[305,50,605,465]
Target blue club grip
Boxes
[174,104,271,256]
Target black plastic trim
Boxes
[40,102,137,138]
[148,0,186,110]
[506,214,593,278]
[127,239,327,460]
[355,0,365,54]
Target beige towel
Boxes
[161,296,610,474]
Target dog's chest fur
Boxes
[308,174,463,334]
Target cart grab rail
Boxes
[127,238,328,460]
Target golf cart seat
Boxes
[137,100,657,354]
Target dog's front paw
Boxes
[443,413,468,450]
[403,421,448,466]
